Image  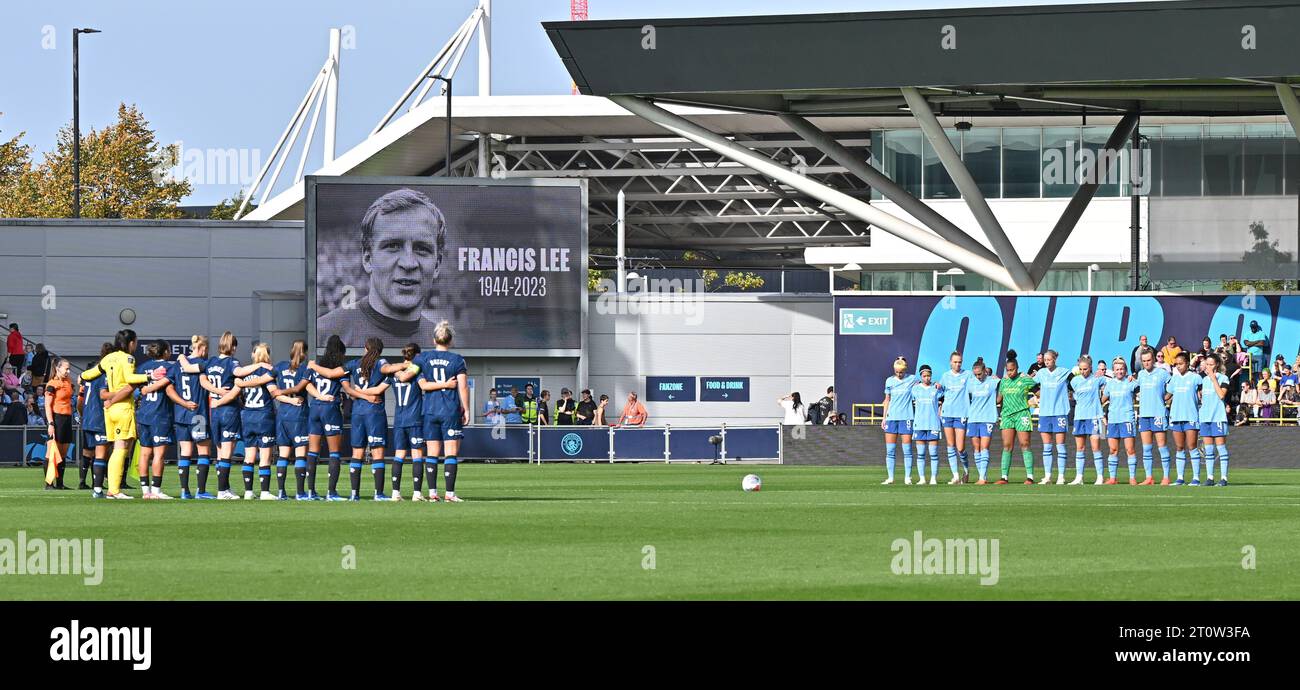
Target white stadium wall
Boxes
[585,294,834,427]
[0,219,306,362]
[0,220,832,427]
[853,197,1146,266]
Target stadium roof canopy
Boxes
[544,0,1300,290]
[545,0,1300,118]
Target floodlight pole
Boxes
[617,189,627,293]
[1130,112,1142,290]
[72,28,101,218]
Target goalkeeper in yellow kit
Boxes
[80,329,165,499]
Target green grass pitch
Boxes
[1,465,1297,600]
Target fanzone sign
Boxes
[645,376,696,402]
[834,293,1300,407]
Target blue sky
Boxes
[0,0,1136,204]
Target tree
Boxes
[0,104,190,219]
[208,191,254,220]
[681,251,765,292]
[1225,221,1295,292]
[0,115,31,187]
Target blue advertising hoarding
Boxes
[834,293,1299,408]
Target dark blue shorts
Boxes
[174,418,209,443]
[276,415,308,448]
[1170,421,1198,432]
[941,416,966,429]
[242,429,276,448]
[308,405,343,437]
[913,430,940,442]
[210,406,241,444]
[423,414,464,443]
[966,422,996,438]
[82,429,107,449]
[350,412,388,449]
[137,421,174,447]
[393,425,425,452]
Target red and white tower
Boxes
[571,0,588,94]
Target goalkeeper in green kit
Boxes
[996,350,1038,484]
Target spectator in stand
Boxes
[555,388,577,425]
[594,394,609,425]
[616,391,648,427]
[778,392,808,425]
[1096,360,1109,379]
[501,385,523,424]
[1236,382,1258,427]
[537,389,551,426]
[1243,321,1269,383]
[809,386,836,425]
[518,383,539,425]
[481,388,503,423]
[28,343,51,390]
[23,343,33,370]
[1160,336,1182,370]
[25,396,42,427]
[1257,380,1278,424]
[1215,333,1231,359]
[1259,367,1278,395]
[1281,365,1298,390]
[1274,354,1288,380]
[1279,374,1298,421]
[6,324,24,373]
[2,365,20,397]
[1223,351,1245,411]
[1192,338,1214,371]
[1027,353,1046,376]
[1,394,23,425]
[575,389,597,425]
[1130,335,1152,373]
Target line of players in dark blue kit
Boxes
[78,320,470,502]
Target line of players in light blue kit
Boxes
[878,348,1233,487]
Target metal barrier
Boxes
[535,424,782,463]
[0,421,785,466]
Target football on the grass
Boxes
[742,474,762,492]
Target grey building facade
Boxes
[0,220,829,426]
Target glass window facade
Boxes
[868,123,1300,200]
[922,129,960,199]
[1002,127,1041,198]
[962,128,1001,199]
